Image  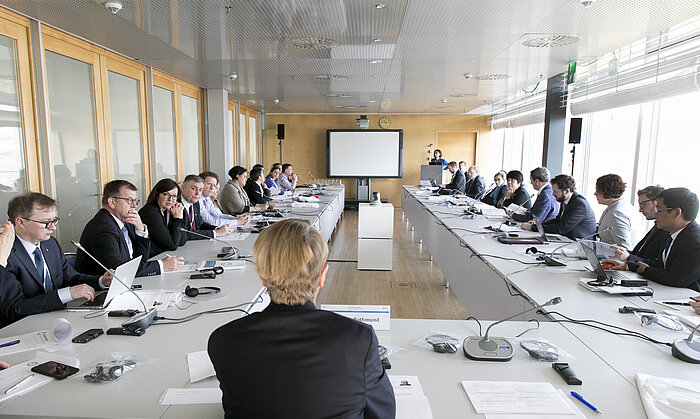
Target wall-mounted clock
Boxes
[378,116,392,129]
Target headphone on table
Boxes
[525,247,543,255]
[184,285,221,297]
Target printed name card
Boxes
[321,305,390,331]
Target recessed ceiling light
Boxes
[449,93,477,98]
[369,60,382,64]
[290,37,339,49]
[340,94,352,98]
[373,38,382,43]
[228,72,238,81]
[475,73,511,80]
[521,34,580,48]
[463,73,473,79]
[314,74,349,80]
[375,4,386,9]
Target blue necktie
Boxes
[33,247,52,291]
[122,225,133,258]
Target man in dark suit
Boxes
[524,174,596,240]
[439,161,465,193]
[463,165,486,198]
[208,219,395,418]
[180,174,233,240]
[612,185,668,263]
[75,180,184,277]
[605,187,700,291]
[510,167,559,223]
[0,193,111,326]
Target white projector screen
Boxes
[326,130,403,177]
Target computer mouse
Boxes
[602,262,615,270]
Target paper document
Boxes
[176,260,245,273]
[0,318,73,357]
[389,376,433,419]
[483,390,585,419]
[159,388,222,405]
[506,203,527,215]
[636,373,700,419]
[291,202,319,208]
[461,381,576,415]
[578,240,616,258]
[577,279,652,295]
[217,232,250,241]
[0,352,79,403]
[108,290,179,312]
[187,351,216,383]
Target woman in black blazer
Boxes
[138,179,187,257]
[244,166,274,208]
[502,170,532,211]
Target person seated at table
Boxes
[277,163,298,194]
[75,180,184,277]
[264,166,282,195]
[0,194,112,326]
[501,170,531,211]
[198,171,249,228]
[181,174,234,240]
[138,179,187,257]
[613,185,668,263]
[220,166,268,215]
[463,165,486,198]
[522,174,596,240]
[481,171,507,207]
[594,174,635,250]
[439,161,465,193]
[459,161,472,182]
[604,187,700,292]
[509,167,559,223]
[245,167,275,208]
[208,219,396,418]
[430,149,448,167]
[251,164,271,199]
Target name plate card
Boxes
[321,304,391,331]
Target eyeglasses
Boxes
[638,199,654,209]
[22,217,60,228]
[655,207,677,214]
[160,192,178,200]
[111,196,140,206]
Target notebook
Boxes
[65,256,141,310]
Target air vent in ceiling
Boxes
[290,37,339,49]
[475,74,511,80]
[449,93,477,98]
[314,74,349,80]
[521,34,580,48]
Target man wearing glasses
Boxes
[75,180,184,277]
[0,193,112,326]
[604,187,700,292]
[611,185,669,263]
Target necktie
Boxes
[189,205,196,230]
[122,225,133,258]
[662,235,673,267]
[33,247,52,291]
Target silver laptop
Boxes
[580,242,629,282]
[532,217,568,243]
[66,256,142,310]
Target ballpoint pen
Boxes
[662,301,691,306]
[0,339,20,348]
[5,373,34,394]
[570,391,602,414]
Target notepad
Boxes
[461,381,576,415]
[159,388,222,405]
[187,351,216,383]
[389,375,433,419]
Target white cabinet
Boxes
[357,203,393,270]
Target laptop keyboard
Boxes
[80,292,108,307]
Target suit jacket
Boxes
[74,208,159,277]
[464,175,486,198]
[182,201,216,240]
[540,192,597,240]
[512,184,559,223]
[628,224,669,263]
[0,236,100,326]
[628,221,700,292]
[598,199,634,250]
[444,169,466,192]
[244,179,270,205]
[208,302,396,419]
[219,181,251,215]
[139,202,187,256]
[481,184,507,207]
[502,186,532,211]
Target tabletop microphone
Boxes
[465,183,492,215]
[492,194,535,232]
[71,240,156,331]
[177,227,239,259]
[672,322,700,363]
[307,170,319,184]
[541,226,613,267]
[463,297,562,361]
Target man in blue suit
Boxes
[0,193,112,326]
[509,167,559,223]
[524,174,596,240]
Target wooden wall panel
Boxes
[263,114,491,205]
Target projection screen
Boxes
[326,130,403,177]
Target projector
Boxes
[355,115,370,130]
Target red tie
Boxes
[189,205,196,230]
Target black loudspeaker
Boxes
[569,118,582,144]
[277,124,285,140]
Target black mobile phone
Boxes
[106,327,145,336]
[72,328,104,344]
[190,273,215,279]
[31,361,79,380]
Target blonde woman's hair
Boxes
[252,219,328,305]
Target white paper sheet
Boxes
[578,239,616,258]
[216,232,250,241]
[484,390,585,418]
[389,375,424,396]
[461,381,576,415]
[636,373,700,419]
[187,351,216,383]
[389,375,433,419]
[506,203,527,215]
[0,352,79,403]
[0,318,73,356]
[159,388,222,405]
[107,290,178,312]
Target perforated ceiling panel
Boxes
[3,0,699,113]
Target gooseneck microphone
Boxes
[463,297,562,361]
[177,227,239,259]
[540,226,613,267]
[307,170,319,184]
[71,240,156,331]
[672,322,700,363]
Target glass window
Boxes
[238,113,247,166]
[502,127,524,172]
[248,115,257,165]
[227,108,235,166]
[108,71,144,202]
[153,86,177,180]
[521,123,544,175]
[0,34,26,211]
[181,94,201,175]
[45,50,101,245]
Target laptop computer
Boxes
[580,242,631,282]
[496,217,570,245]
[66,256,142,310]
[532,217,568,243]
